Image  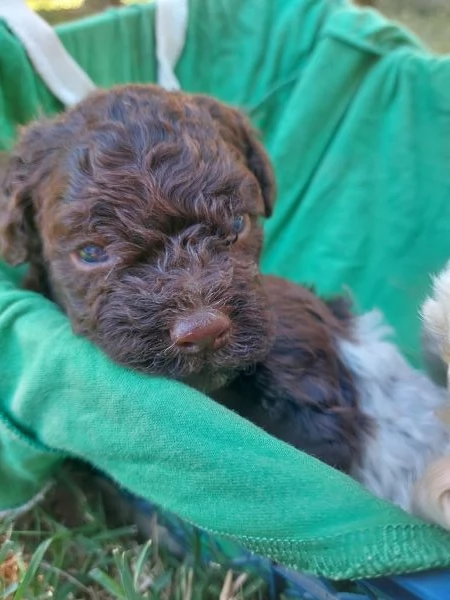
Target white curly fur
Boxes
[422,260,450,368]
[407,262,450,529]
[338,311,450,516]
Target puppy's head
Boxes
[0,85,276,391]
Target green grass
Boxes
[0,470,271,599]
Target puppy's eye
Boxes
[230,214,250,240]
[77,245,109,264]
[232,215,245,234]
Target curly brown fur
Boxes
[0,85,276,392]
[0,84,368,471]
[214,276,368,472]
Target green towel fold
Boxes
[1,261,450,580]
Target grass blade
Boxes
[0,540,16,565]
[114,549,141,600]
[13,538,53,600]
[133,539,152,589]
[1,583,19,599]
[152,570,172,594]
[89,567,127,599]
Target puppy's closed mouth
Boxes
[163,327,264,392]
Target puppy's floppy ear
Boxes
[193,95,276,217]
[0,118,65,266]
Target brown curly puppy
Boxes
[0,85,275,392]
[0,84,365,473]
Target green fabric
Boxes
[1,0,450,580]
[177,0,450,367]
[1,263,450,580]
[0,4,157,148]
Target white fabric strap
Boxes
[155,0,188,90]
[0,0,188,103]
[0,0,95,106]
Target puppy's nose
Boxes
[171,310,231,353]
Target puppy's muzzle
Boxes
[170,309,231,354]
